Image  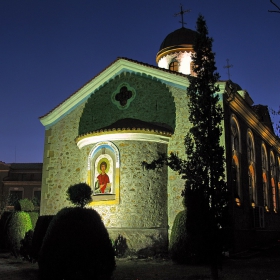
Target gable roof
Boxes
[39,57,190,129]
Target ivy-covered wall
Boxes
[79,72,176,135]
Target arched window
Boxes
[270,151,277,212]
[231,116,241,205]
[262,144,269,211]
[247,130,256,207]
[169,60,179,72]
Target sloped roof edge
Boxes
[39,57,190,129]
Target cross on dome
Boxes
[174,4,191,28]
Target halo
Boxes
[97,158,110,173]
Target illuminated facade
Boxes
[39,27,280,254]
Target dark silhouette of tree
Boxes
[269,0,280,13]
[143,15,229,280]
[184,15,229,280]
[66,183,93,208]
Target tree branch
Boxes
[268,0,280,13]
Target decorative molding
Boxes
[111,82,136,109]
[76,131,171,149]
[230,94,280,154]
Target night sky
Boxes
[1,0,280,163]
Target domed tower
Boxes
[156,27,197,75]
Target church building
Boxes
[39,25,280,254]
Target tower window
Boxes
[169,61,179,72]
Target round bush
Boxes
[66,183,93,208]
[38,207,115,280]
[0,211,13,250]
[20,229,34,261]
[14,198,34,212]
[29,211,39,230]
[169,209,190,264]
[7,211,32,257]
[31,215,54,262]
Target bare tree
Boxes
[269,0,280,13]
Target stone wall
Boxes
[167,86,190,235]
[86,140,169,254]
[41,103,86,215]
[40,75,189,253]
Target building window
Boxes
[169,60,179,72]
[33,188,41,207]
[262,144,269,211]
[87,141,120,205]
[247,130,256,207]
[111,82,136,110]
[231,116,242,205]
[8,187,24,206]
[270,152,277,212]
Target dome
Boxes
[156,27,197,66]
[159,27,197,52]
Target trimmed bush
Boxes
[31,215,54,262]
[38,207,115,280]
[0,211,13,250]
[169,210,190,264]
[66,183,93,208]
[29,212,39,230]
[7,211,32,257]
[20,229,34,261]
[14,198,34,212]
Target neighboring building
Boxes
[0,162,42,210]
[39,26,280,254]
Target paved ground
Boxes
[1,245,280,280]
[0,252,38,280]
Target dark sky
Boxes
[1,0,280,163]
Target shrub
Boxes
[14,198,34,212]
[7,193,20,207]
[169,209,190,264]
[20,229,34,261]
[7,211,32,257]
[32,196,40,207]
[113,234,129,258]
[31,215,54,262]
[0,211,13,250]
[66,183,93,208]
[29,212,39,230]
[38,207,115,280]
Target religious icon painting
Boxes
[94,156,112,194]
[88,141,120,196]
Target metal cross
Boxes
[174,4,191,28]
[223,59,233,80]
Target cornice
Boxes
[229,94,280,154]
[76,129,171,149]
[3,181,42,186]
[156,45,194,63]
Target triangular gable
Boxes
[39,57,189,129]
